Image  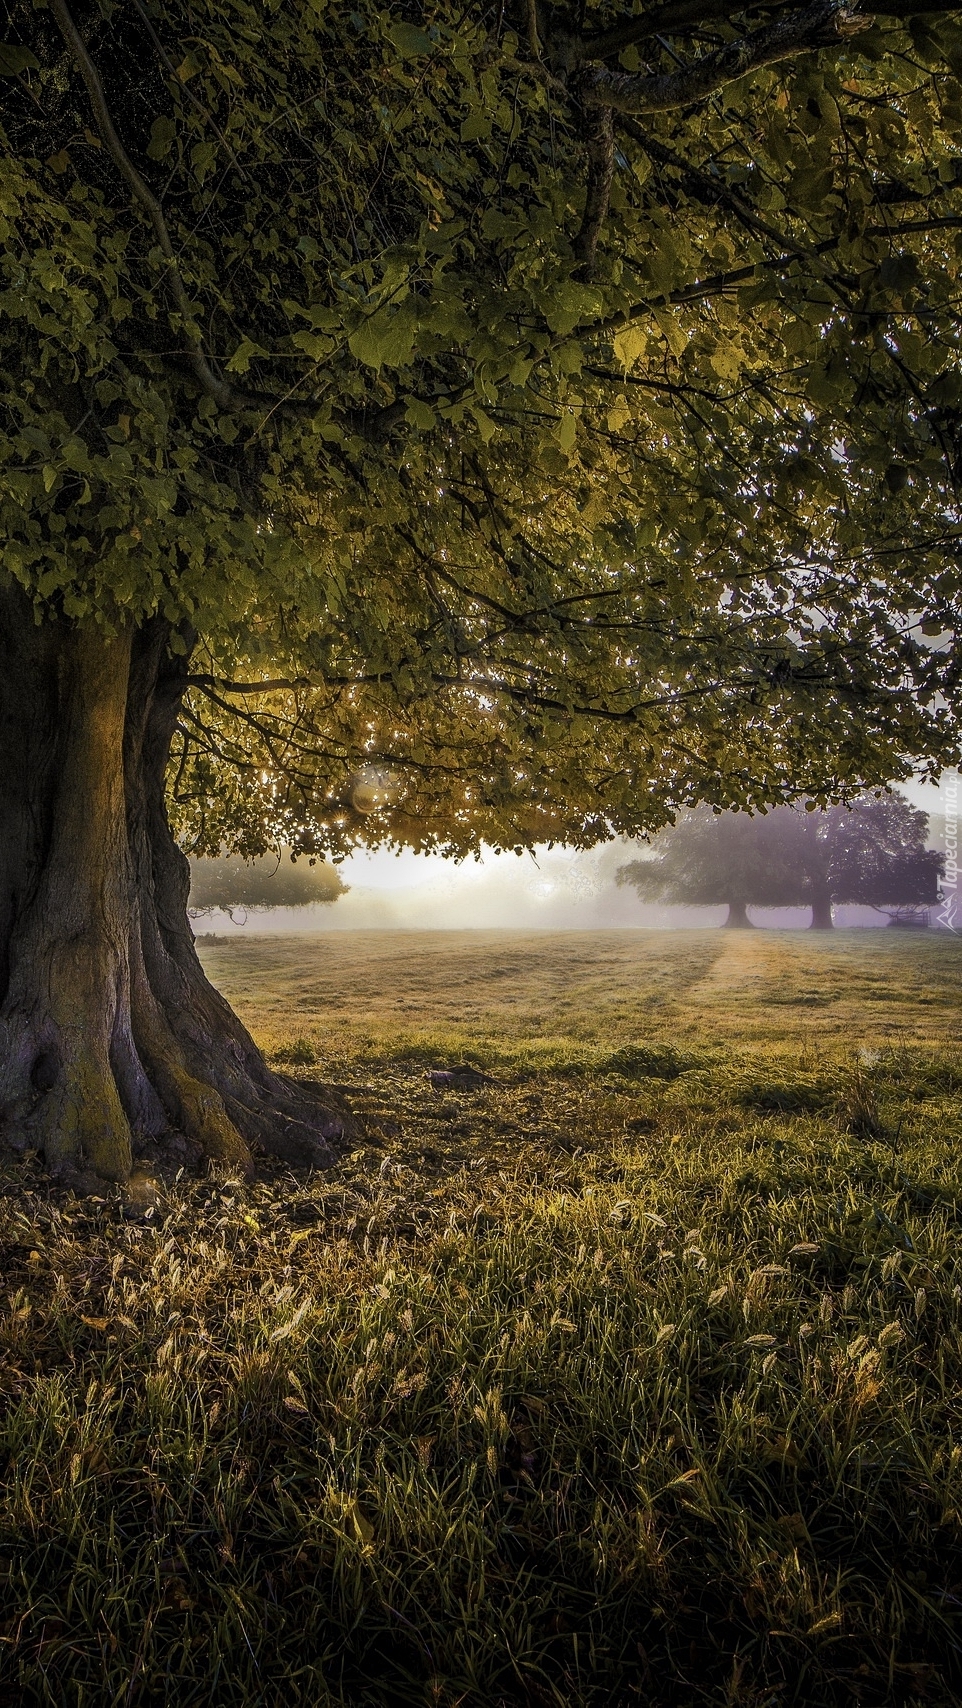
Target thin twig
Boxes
[579,2,869,115]
[128,0,253,186]
[50,0,255,412]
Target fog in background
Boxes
[191,780,954,935]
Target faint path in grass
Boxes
[674,927,962,1052]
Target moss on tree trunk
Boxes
[0,586,350,1184]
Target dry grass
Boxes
[2,929,962,1705]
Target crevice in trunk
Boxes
[0,582,352,1184]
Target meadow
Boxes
[2,927,962,1706]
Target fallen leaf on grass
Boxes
[775,1510,809,1540]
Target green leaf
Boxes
[0,43,39,75]
[709,344,742,382]
[348,306,416,371]
[404,398,436,430]
[472,406,496,443]
[226,337,265,375]
[146,117,177,161]
[543,282,601,337]
[385,21,434,57]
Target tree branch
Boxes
[574,104,615,276]
[582,1,961,62]
[579,2,872,115]
[617,117,815,261]
[584,0,753,61]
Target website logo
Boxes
[938,770,959,931]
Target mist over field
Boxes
[193,781,953,935]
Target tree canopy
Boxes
[617,792,944,920]
[5,0,962,858]
[188,850,346,919]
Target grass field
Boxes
[2,928,962,1706]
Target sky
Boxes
[190,775,957,935]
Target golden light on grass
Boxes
[0,929,960,1700]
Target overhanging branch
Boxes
[578,1,871,115]
[582,1,960,63]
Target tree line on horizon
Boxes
[617,793,943,928]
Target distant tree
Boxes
[778,795,943,927]
[189,853,346,923]
[617,796,943,927]
[616,808,798,927]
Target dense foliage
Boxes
[4,1,962,856]
[187,851,346,918]
[617,792,944,915]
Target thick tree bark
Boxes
[0,584,350,1184]
[724,898,754,928]
[809,892,835,929]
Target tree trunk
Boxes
[0,585,350,1185]
[724,899,754,928]
[809,893,834,930]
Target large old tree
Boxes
[3,0,962,1182]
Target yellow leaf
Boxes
[612,322,648,370]
[556,409,577,454]
[81,1316,110,1331]
[606,398,631,433]
[710,342,742,381]
[344,1498,375,1548]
